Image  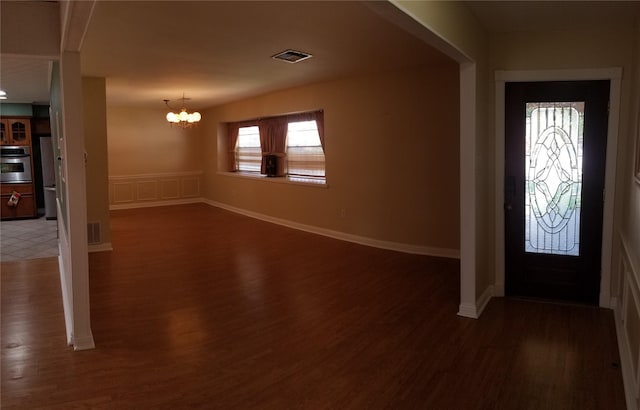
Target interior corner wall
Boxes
[203,64,460,253]
[105,106,205,208]
[82,77,111,246]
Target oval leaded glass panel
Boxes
[525,102,584,256]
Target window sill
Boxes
[218,171,328,188]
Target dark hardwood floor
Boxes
[1,203,626,409]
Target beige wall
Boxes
[386,0,493,303]
[83,77,111,245]
[491,28,635,70]
[202,64,460,251]
[392,0,486,61]
[106,106,203,176]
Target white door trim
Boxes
[494,68,622,308]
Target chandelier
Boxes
[164,94,202,128]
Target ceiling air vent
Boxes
[272,49,312,64]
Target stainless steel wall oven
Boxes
[1,146,33,183]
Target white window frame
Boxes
[235,125,261,173]
[286,120,325,182]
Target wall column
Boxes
[457,62,478,318]
[59,50,94,350]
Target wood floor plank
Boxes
[1,203,626,409]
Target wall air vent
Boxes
[272,49,312,64]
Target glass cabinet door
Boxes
[10,120,28,143]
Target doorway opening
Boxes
[504,80,609,304]
[494,68,622,308]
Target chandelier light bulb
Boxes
[164,96,202,128]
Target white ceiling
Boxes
[1,1,639,108]
[79,0,453,109]
[0,55,52,105]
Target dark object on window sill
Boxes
[265,154,278,177]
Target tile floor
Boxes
[0,217,58,262]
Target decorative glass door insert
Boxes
[525,102,584,256]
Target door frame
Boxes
[494,68,623,308]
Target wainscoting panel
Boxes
[181,177,200,198]
[136,181,158,201]
[112,182,135,204]
[161,179,180,200]
[109,172,202,210]
[614,234,640,410]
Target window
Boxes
[228,110,325,185]
[286,120,325,178]
[236,126,261,172]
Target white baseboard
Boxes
[72,330,95,351]
[57,252,74,346]
[476,285,494,317]
[56,211,74,347]
[110,198,460,258]
[202,199,460,259]
[610,296,618,310]
[493,281,505,297]
[109,198,203,211]
[614,301,639,410]
[88,242,113,253]
[457,285,494,319]
[457,303,479,319]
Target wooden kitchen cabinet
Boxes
[1,183,37,219]
[0,118,32,146]
[0,120,6,144]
